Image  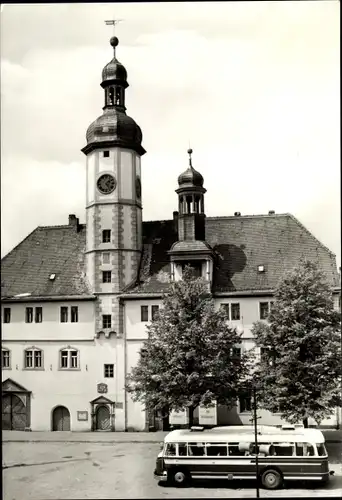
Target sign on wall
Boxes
[169,409,189,425]
[199,401,217,426]
[97,383,108,394]
[77,411,88,421]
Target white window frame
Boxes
[2,348,11,369]
[24,347,44,370]
[59,347,80,370]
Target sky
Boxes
[1,1,340,268]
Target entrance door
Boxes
[2,394,27,430]
[96,405,110,430]
[52,406,70,431]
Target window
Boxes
[103,151,110,158]
[60,348,79,369]
[35,307,43,323]
[188,443,205,456]
[206,443,228,456]
[25,307,33,323]
[25,348,43,369]
[239,392,252,412]
[102,271,112,283]
[228,443,246,456]
[102,252,110,264]
[71,306,78,323]
[102,315,112,329]
[3,308,11,323]
[60,307,68,323]
[102,230,111,243]
[273,443,295,456]
[104,364,114,378]
[178,443,187,456]
[317,443,327,456]
[231,303,240,320]
[182,262,202,278]
[141,306,148,322]
[220,303,230,320]
[296,442,315,456]
[165,443,177,456]
[259,302,269,320]
[151,305,159,321]
[2,349,11,369]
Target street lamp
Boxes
[249,384,261,498]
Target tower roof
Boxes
[82,36,145,156]
[177,149,204,188]
[101,36,128,88]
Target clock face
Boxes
[97,174,116,195]
[136,177,142,199]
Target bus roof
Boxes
[164,426,325,444]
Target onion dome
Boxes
[85,108,143,150]
[101,36,128,88]
[178,149,204,188]
[82,36,146,156]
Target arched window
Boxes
[2,348,11,369]
[59,347,79,370]
[24,347,43,369]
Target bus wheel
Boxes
[170,469,189,487]
[261,469,283,489]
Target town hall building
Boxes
[1,35,341,432]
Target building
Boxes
[1,35,341,432]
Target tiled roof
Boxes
[1,213,339,299]
[1,223,92,298]
[127,213,339,294]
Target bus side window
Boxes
[273,443,295,456]
[317,443,327,456]
[188,443,205,456]
[296,443,304,456]
[306,443,315,456]
[178,443,187,456]
[206,443,228,456]
[228,443,245,456]
[166,443,176,456]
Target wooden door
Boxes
[2,394,27,430]
[96,405,110,430]
[52,406,70,431]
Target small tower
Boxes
[82,36,146,335]
[169,149,214,284]
[176,148,206,241]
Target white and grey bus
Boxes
[154,425,334,489]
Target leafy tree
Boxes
[252,259,341,428]
[126,267,251,427]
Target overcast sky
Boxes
[1,2,340,268]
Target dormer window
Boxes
[182,262,202,278]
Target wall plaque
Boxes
[97,383,108,394]
[77,411,88,421]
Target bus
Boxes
[154,425,334,489]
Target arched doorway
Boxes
[52,406,70,431]
[2,393,27,430]
[96,405,110,431]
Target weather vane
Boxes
[104,19,124,37]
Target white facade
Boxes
[2,293,341,431]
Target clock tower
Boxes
[82,36,146,335]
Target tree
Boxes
[126,267,251,427]
[252,259,341,428]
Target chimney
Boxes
[173,211,179,236]
[69,214,80,231]
[268,210,275,215]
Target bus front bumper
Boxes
[154,470,168,482]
